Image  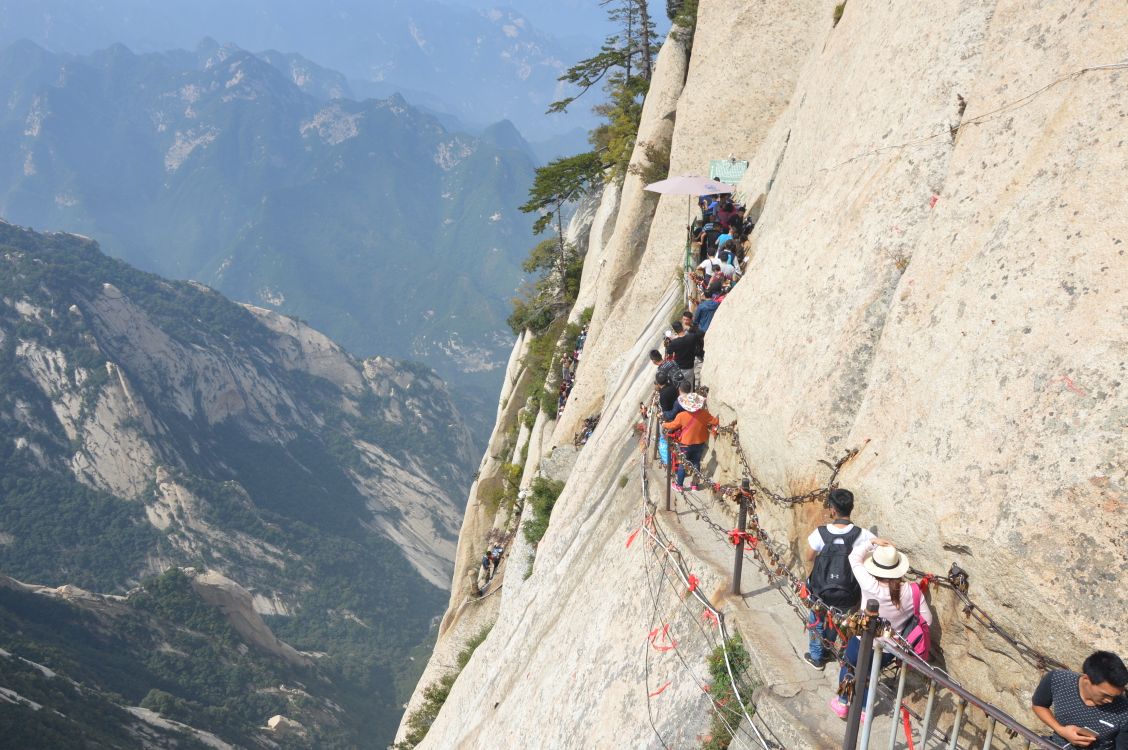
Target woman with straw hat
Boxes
[661,385,718,492]
[829,538,934,719]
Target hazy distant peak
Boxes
[479,118,534,158]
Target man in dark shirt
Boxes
[664,321,697,389]
[1032,651,1128,749]
[681,311,705,365]
[655,371,680,420]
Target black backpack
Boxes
[808,524,863,609]
[655,359,684,386]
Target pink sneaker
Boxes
[829,697,849,719]
[671,482,684,492]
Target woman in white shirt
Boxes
[829,538,933,719]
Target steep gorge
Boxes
[0,222,475,745]
[401,1,1126,747]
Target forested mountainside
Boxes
[0,39,538,436]
[0,222,475,746]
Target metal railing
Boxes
[843,617,1061,750]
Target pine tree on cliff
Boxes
[547,0,658,178]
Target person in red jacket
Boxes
[662,385,718,491]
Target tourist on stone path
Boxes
[706,266,729,298]
[693,290,722,333]
[715,222,734,252]
[662,385,718,492]
[680,310,705,367]
[716,201,738,232]
[664,320,698,389]
[697,247,723,278]
[489,544,504,576]
[696,222,722,261]
[1031,651,1128,749]
[829,538,932,719]
[475,553,492,594]
[650,348,683,388]
[655,370,681,421]
[803,489,875,671]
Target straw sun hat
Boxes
[863,544,910,579]
[677,392,706,413]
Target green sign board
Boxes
[709,159,749,185]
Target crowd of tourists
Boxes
[647,190,1127,748]
[558,325,588,416]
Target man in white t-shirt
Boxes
[803,488,875,670]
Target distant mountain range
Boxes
[0,0,608,136]
[0,39,541,439]
[0,221,475,745]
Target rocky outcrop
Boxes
[405,1,1127,746]
[191,570,312,668]
[0,224,474,745]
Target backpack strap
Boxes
[910,582,922,617]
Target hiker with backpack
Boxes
[489,543,504,576]
[650,348,684,390]
[829,538,933,720]
[804,488,875,671]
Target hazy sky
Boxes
[0,0,670,138]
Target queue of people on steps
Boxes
[646,189,1128,748]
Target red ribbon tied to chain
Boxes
[648,681,671,697]
[728,529,758,547]
[687,574,699,593]
[919,573,934,595]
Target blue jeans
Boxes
[677,442,706,486]
[808,611,829,661]
[838,636,894,708]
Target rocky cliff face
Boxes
[0,221,475,745]
[402,1,1126,747]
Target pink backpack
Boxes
[898,583,931,659]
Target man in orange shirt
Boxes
[662,384,718,491]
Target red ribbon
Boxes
[702,609,719,625]
[901,705,916,750]
[687,574,699,592]
[626,527,641,549]
[648,681,671,697]
[647,624,678,652]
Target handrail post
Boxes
[886,661,908,750]
[859,639,884,749]
[948,699,966,750]
[665,440,673,512]
[842,599,881,749]
[920,680,937,750]
[731,479,749,595]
